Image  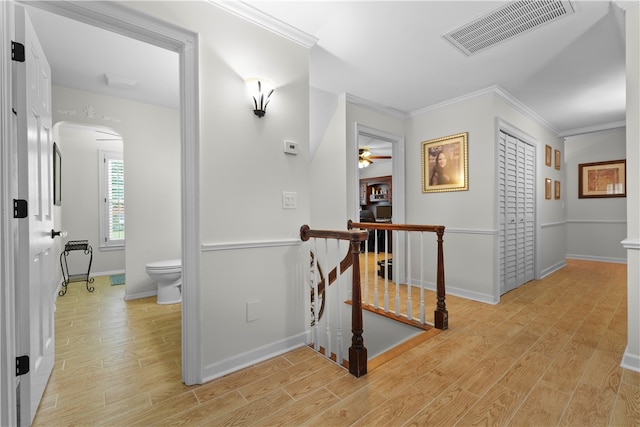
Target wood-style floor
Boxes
[33,259,639,426]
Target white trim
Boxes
[567,219,627,225]
[622,239,640,250]
[346,93,408,119]
[412,85,559,135]
[202,239,301,252]
[22,0,202,385]
[445,228,497,235]
[565,254,627,264]
[208,1,318,49]
[540,260,567,278]
[90,269,125,277]
[124,290,158,301]
[541,221,566,228]
[621,347,640,372]
[412,279,499,305]
[202,333,308,382]
[559,120,626,137]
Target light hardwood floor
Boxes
[33,259,639,426]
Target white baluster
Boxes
[373,229,379,310]
[323,238,331,359]
[335,239,343,365]
[407,231,412,321]
[384,230,389,313]
[394,229,400,316]
[363,228,369,307]
[312,238,320,351]
[420,232,425,324]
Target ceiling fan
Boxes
[359,148,391,168]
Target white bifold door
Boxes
[498,130,536,295]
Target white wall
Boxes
[404,91,564,303]
[52,85,181,299]
[125,1,312,377]
[54,122,125,276]
[564,128,627,263]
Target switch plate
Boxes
[246,300,259,322]
[282,191,297,209]
[284,140,298,155]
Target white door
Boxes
[14,5,55,424]
[499,130,535,295]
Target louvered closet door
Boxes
[499,131,535,295]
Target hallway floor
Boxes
[33,260,639,426]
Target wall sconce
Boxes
[245,78,275,118]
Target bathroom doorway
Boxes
[20,1,201,387]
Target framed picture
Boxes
[421,132,468,193]
[554,180,561,200]
[554,149,561,170]
[53,142,62,206]
[545,145,552,167]
[545,178,551,200]
[578,159,626,198]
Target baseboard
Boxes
[565,254,627,264]
[92,269,125,277]
[414,280,499,305]
[540,260,567,278]
[201,332,308,383]
[621,347,640,372]
[124,290,157,301]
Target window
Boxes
[99,150,124,248]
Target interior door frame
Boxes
[0,3,202,423]
[495,119,541,296]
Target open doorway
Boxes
[16,0,201,389]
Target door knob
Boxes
[51,229,67,239]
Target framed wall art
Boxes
[421,132,468,193]
[545,145,552,167]
[545,178,551,200]
[578,159,626,198]
[554,180,561,200]
[554,149,561,170]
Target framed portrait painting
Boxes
[422,132,468,193]
[578,159,626,198]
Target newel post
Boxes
[434,227,448,330]
[348,236,367,377]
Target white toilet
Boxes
[146,259,182,304]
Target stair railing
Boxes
[348,221,448,331]
[300,225,369,377]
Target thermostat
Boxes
[284,140,298,155]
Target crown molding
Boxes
[345,93,409,119]
[559,121,627,137]
[409,85,559,135]
[209,1,318,49]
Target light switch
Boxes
[282,191,297,209]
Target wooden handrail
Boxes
[300,225,369,377]
[348,220,448,331]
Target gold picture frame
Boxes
[421,132,468,193]
[554,149,561,170]
[554,180,561,200]
[545,145,552,167]
[545,178,551,200]
[578,159,626,198]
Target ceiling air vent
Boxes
[443,1,575,56]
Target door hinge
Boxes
[11,41,25,62]
[16,355,29,376]
[13,199,28,218]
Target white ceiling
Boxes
[25,1,626,138]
